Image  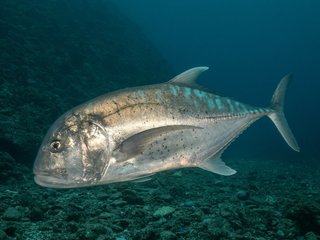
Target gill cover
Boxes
[78,120,111,183]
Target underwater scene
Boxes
[0,0,319,239]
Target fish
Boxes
[33,67,299,188]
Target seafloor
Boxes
[0,156,319,240]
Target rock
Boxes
[207,226,226,238]
[109,192,123,200]
[305,232,318,240]
[160,230,176,240]
[81,229,97,240]
[134,226,157,239]
[66,222,79,233]
[181,200,195,207]
[2,207,22,221]
[115,219,130,229]
[270,219,279,226]
[286,200,320,234]
[68,202,84,211]
[153,206,175,218]
[97,193,111,201]
[0,152,16,182]
[172,171,182,177]
[65,212,82,222]
[236,190,250,201]
[91,223,112,235]
[29,207,44,221]
[276,230,285,238]
[111,200,127,207]
[0,152,15,171]
[110,224,123,233]
[3,227,15,238]
[158,194,173,202]
[200,206,211,214]
[122,189,144,205]
[265,195,277,205]
[0,230,8,240]
[115,236,127,240]
[202,217,213,226]
[98,212,114,220]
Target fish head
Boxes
[33,112,111,188]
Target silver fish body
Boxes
[33,67,299,188]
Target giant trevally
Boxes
[33,67,299,188]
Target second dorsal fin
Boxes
[168,66,209,88]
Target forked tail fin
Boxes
[268,74,300,152]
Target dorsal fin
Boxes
[168,66,209,88]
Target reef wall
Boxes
[0,0,172,166]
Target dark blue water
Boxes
[115,0,320,161]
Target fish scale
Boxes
[162,84,266,121]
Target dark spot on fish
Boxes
[123,162,133,167]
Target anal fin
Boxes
[198,157,236,176]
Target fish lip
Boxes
[34,174,92,189]
[34,174,72,189]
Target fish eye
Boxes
[50,140,62,152]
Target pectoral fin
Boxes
[115,125,202,162]
[132,174,155,183]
